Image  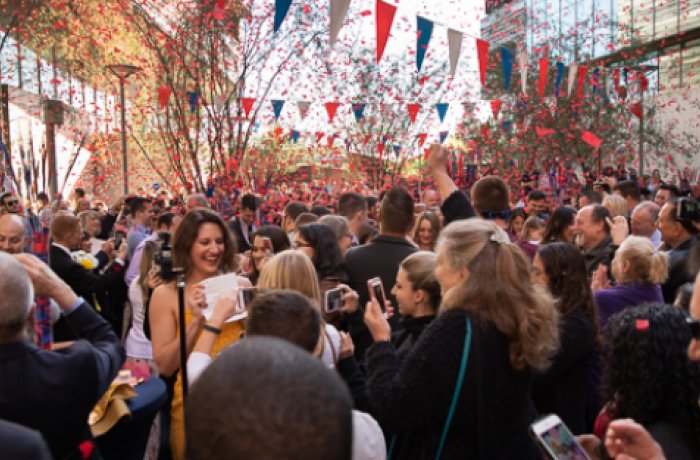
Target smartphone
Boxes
[324,287,344,313]
[114,237,123,250]
[238,287,259,310]
[530,414,591,460]
[261,236,274,256]
[367,277,387,313]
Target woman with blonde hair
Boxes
[592,236,668,328]
[602,194,628,218]
[149,209,251,460]
[257,250,344,369]
[363,218,560,459]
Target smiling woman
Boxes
[148,209,251,460]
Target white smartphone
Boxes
[529,414,591,460]
[324,287,344,313]
[367,277,387,313]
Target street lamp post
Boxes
[107,64,140,195]
[627,65,658,178]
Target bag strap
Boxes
[435,318,472,460]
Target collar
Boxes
[585,235,614,253]
[52,241,73,256]
[133,223,150,234]
[398,315,436,334]
[0,340,37,361]
[371,234,416,247]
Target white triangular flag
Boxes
[447,29,463,78]
[517,52,528,95]
[567,62,578,97]
[330,0,352,47]
[297,100,310,120]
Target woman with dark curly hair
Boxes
[541,206,577,244]
[244,225,290,285]
[531,242,600,434]
[597,303,700,459]
[294,223,348,283]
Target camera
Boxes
[678,198,700,222]
[153,232,177,281]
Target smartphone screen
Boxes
[368,277,387,312]
[531,415,590,460]
[261,236,274,256]
[238,287,258,310]
[324,288,344,312]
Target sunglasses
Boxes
[687,317,700,340]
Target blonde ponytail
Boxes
[648,250,670,284]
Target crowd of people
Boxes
[0,143,699,460]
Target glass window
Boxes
[659,44,682,91]
[682,40,700,89]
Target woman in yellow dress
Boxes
[149,209,250,460]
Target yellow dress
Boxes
[169,308,244,460]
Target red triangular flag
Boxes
[576,66,588,99]
[325,102,340,123]
[417,133,427,145]
[476,39,489,86]
[538,57,549,99]
[407,103,420,123]
[157,86,171,109]
[490,100,502,119]
[536,126,555,136]
[363,134,371,146]
[628,102,643,119]
[315,132,325,144]
[376,0,397,63]
[480,124,491,140]
[377,142,385,157]
[581,130,602,149]
[241,97,255,117]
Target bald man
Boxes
[0,253,123,459]
[0,214,28,254]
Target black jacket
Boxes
[366,309,541,460]
[532,311,596,435]
[49,244,126,340]
[0,302,125,460]
[0,419,52,460]
[582,236,618,279]
[662,235,698,303]
[344,235,418,361]
[392,315,436,356]
[228,218,253,253]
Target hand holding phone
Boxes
[238,287,259,311]
[530,414,591,460]
[367,277,387,313]
[324,287,344,313]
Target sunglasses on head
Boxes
[687,317,700,340]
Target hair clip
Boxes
[635,319,650,331]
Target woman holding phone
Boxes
[363,219,560,459]
[245,225,290,285]
[149,209,251,460]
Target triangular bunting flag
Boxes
[576,66,588,99]
[567,62,578,96]
[435,103,449,123]
[476,39,490,86]
[330,0,352,46]
[407,103,420,123]
[290,130,300,143]
[241,97,255,118]
[352,103,365,121]
[517,52,528,95]
[274,0,293,32]
[417,133,427,145]
[157,86,172,109]
[554,62,565,97]
[490,100,502,119]
[628,102,643,119]
[439,131,449,144]
[376,0,397,63]
[538,57,549,99]
[297,100,310,120]
[325,102,340,123]
[416,16,434,72]
[393,144,401,158]
[186,91,200,113]
[315,132,325,144]
[447,29,463,78]
[501,47,514,91]
[581,130,602,148]
[271,99,285,120]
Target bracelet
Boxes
[202,323,222,335]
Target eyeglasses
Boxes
[4,200,18,206]
[687,317,700,340]
[292,241,312,249]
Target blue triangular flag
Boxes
[439,131,449,143]
[554,62,565,97]
[271,99,285,120]
[352,103,365,121]
[416,16,434,72]
[501,120,513,133]
[435,103,449,123]
[393,144,402,157]
[500,47,514,91]
[186,91,200,113]
[274,0,293,32]
[290,130,300,143]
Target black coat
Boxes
[532,311,596,435]
[344,235,418,361]
[0,303,124,460]
[662,235,698,303]
[228,218,253,253]
[366,309,541,460]
[49,244,126,341]
[0,419,52,460]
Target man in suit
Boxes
[0,252,124,460]
[658,199,699,303]
[49,213,127,340]
[344,187,417,361]
[229,193,258,253]
[0,419,53,460]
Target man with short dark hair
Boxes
[0,253,123,460]
[657,199,699,302]
[229,193,258,253]
[573,205,617,277]
[655,183,680,208]
[126,197,153,260]
[186,337,353,460]
[526,190,548,218]
[281,200,309,242]
[578,190,603,208]
[345,187,417,359]
[613,180,642,215]
[338,193,368,244]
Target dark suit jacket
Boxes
[0,419,53,460]
[0,303,125,460]
[344,235,418,361]
[49,244,126,341]
[228,218,254,253]
[662,235,698,303]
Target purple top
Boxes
[594,283,664,328]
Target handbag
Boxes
[387,318,473,460]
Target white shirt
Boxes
[124,278,153,359]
